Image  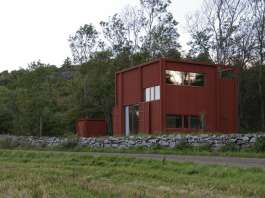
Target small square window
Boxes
[221,70,234,79]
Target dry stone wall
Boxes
[0,134,264,150]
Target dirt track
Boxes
[90,152,265,170]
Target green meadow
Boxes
[0,149,264,198]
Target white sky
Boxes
[0,0,203,72]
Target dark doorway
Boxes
[124,105,139,136]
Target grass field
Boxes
[80,146,265,158]
[0,149,264,197]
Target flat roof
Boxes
[116,57,234,75]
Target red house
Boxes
[112,58,238,136]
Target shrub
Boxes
[0,136,17,149]
[196,143,212,152]
[221,142,240,152]
[254,136,265,152]
[61,137,79,149]
[175,140,192,150]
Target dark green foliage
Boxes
[221,142,240,152]
[0,137,18,149]
[0,62,78,136]
[175,141,192,150]
[255,137,265,152]
[61,137,79,149]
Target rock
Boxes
[159,140,169,147]
[250,137,256,143]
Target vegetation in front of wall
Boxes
[254,136,265,152]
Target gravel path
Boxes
[89,152,265,170]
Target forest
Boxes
[0,0,265,136]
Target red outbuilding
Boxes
[112,58,238,136]
[76,118,107,137]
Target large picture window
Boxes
[165,70,204,86]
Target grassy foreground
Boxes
[0,149,264,197]
[78,146,265,158]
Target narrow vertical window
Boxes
[145,88,150,102]
[155,86,160,100]
[150,87,155,101]
[184,116,189,128]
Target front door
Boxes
[124,105,139,136]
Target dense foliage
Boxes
[0,0,265,136]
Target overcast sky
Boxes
[0,0,203,72]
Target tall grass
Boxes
[0,149,264,197]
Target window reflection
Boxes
[190,73,204,86]
[165,70,204,86]
[166,70,182,85]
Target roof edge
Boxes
[116,57,233,74]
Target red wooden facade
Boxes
[112,58,238,136]
[76,118,107,137]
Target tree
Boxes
[187,29,213,63]
[250,0,265,129]
[78,51,115,135]
[0,86,13,133]
[140,0,181,59]
[187,0,247,64]
[101,14,131,54]
[142,12,181,58]
[69,24,98,64]
[62,57,72,68]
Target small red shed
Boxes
[112,58,238,136]
[76,118,107,137]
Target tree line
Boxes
[0,0,265,136]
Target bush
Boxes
[0,136,17,149]
[61,137,79,149]
[254,136,265,152]
[196,143,212,152]
[221,142,240,152]
[175,140,192,150]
